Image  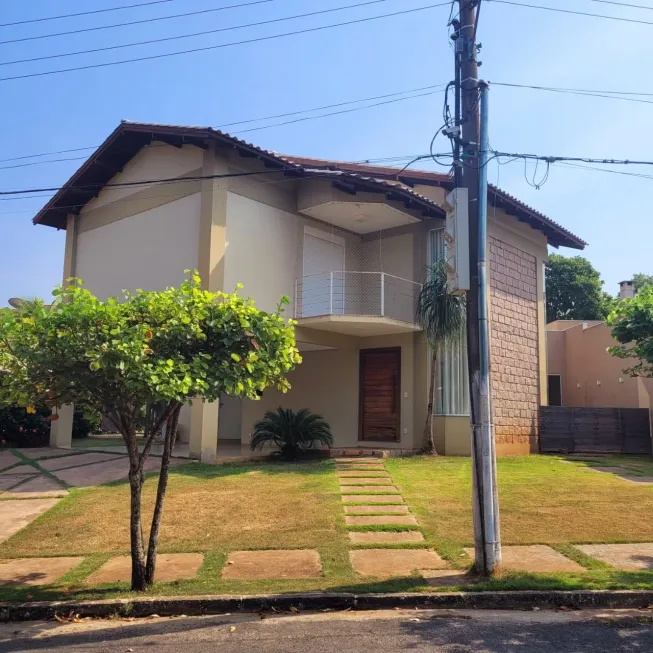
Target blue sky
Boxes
[1,0,651,305]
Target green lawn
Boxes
[1,454,653,602]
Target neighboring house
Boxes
[33,121,585,460]
[546,318,653,416]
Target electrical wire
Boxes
[492,81,653,105]
[487,0,653,27]
[585,0,653,10]
[0,0,280,46]
[0,2,451,83]
[0,83,448,166]
[0,0,398,65]
[0,0,178,28]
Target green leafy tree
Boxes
[545,254,614,323]
[608,285,653,377]
[0,272,300,591]
[415,260,466,454]
[633,273,653,293]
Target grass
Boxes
[1,454,653,601]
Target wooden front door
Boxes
[359,348,401,442]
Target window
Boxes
[548,375,562,406]
[429,229,470,415]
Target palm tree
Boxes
[415,260,466,454]
[250,407,333,461]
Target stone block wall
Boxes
[489,237,540,452]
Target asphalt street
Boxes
[1,607,653,652]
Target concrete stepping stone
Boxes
[222,550,322,580]
[87,553,204,584]
[338,477,395,485]
[350,549,448,577]
[0,465,38,476]
[344,505,409,515]
[3,475,68,499]
[340,486,400,494]
[0,499,60,544]
[463,545,584,573]
[342,494,404,503]
[0,474,37,492]
[338,471,390,478]
[39,452,124,472]
[0,557,83,586]
[336,464,386,471]
[334,458,382,464]
[345,515,419,526]
[577,543,653,570]
[16,448,79,460]
[421,570,477,587]
[349,531,425,544]
[0,450,21,471]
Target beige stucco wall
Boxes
[548,322,641,408]
[75,193,201,300]
[84,143,203,211]
[241,330,423,450]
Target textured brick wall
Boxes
[489,237,540,449]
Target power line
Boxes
[0,0,178,28]
[0,83,447,166]
[492,81,653,105]
[0,0,279,45]
[586,0,653,11]
[493,81,653,97]
[0,0,398,67]
[488,0,653,26]
[489,149,653,166]
[0,2,451,82]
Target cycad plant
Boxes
[416,260,466,454]
[250,407,333,461]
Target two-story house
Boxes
[34,121,585,461]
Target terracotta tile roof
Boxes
[32,121,585,249]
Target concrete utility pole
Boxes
[456,0,501,575]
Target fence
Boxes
[539,406,652,454]
[295,271,422,324]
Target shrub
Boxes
[250,407,333,461]
[0,404,102,447]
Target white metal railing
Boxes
[295,271,422,324]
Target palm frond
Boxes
[416,260,466,346]
[250,407,333,460]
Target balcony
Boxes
[295,271,422,336]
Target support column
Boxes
[188,145,229,462]
[49,404,74,449]
[189,400,219,463]
[50,214,77,448]
[536,256,548,407]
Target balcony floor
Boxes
[296,314,422,336]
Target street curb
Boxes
[2,590,653,621]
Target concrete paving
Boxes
[578,543,653,570]
[0,556,83,586]
[344,505,410,514]
[348,531,425,544]
[0,450,21,470]
[337,471,391,478]
[340,485,400,493]
[464,545,585,573]
[222,550,322,580]
[16,447,79,460]
[344,515,419,526]
[38,452,123,472]
[2,475,67,499]
[341,494,404,503]
[338,477,396,485]
[0,498,60,544]
[87,553,204,584]
[350,549,448,576]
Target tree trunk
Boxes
[128,463,147,591]
[423,348,438,455]
[144,404,181,586]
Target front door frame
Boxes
[358,346,401,443]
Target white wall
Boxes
[76,193,201,300]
